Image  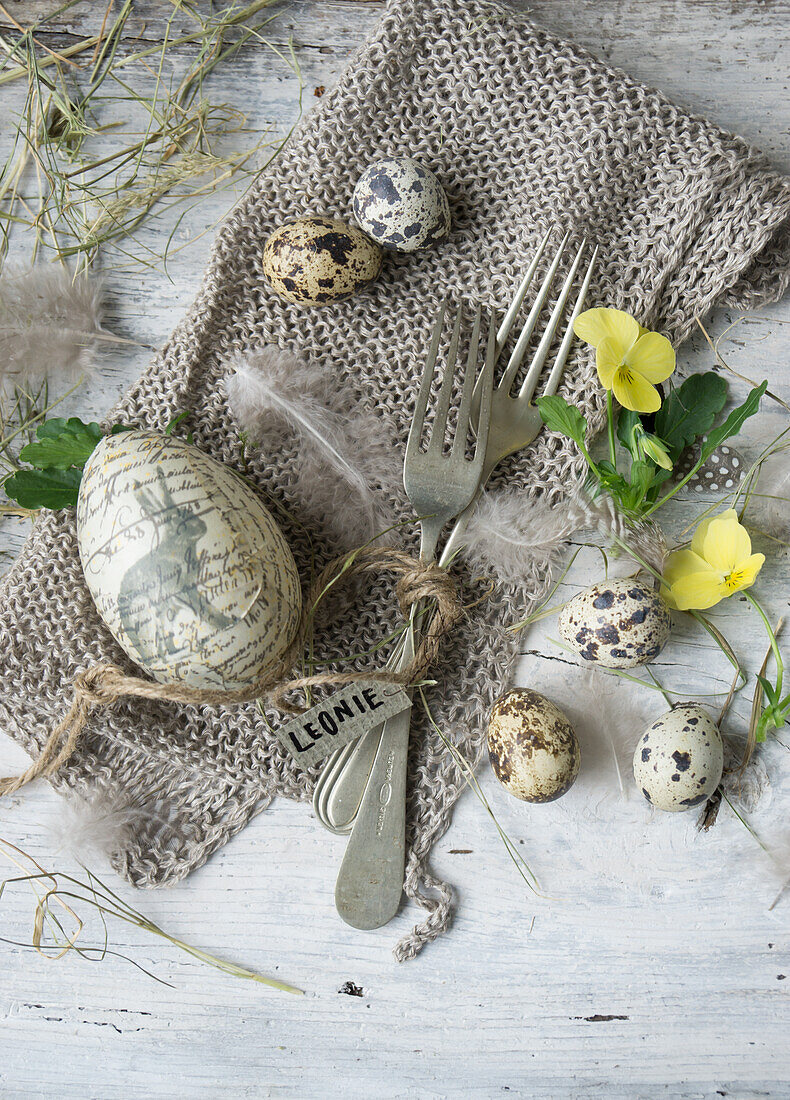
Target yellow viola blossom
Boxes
[662,509,765,611]
[574,307,676,414]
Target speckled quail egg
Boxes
[558,578,671,669]
[263,216,382,306]
[487,689,581,803]
[352,157,451,252]
[633,703,723,811]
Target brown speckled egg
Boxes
[558,578,670,669]
[633,704,723,812]
[263,216,382,306]
[487,689,580,803]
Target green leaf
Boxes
[165,410,191,435]
[4,467,83,509]
[700,382,767,461]
[35,418,71,439]
[616,409,641,457]
[594,461,629,500]
[19,417,103,470]
[654,372,728,461]
[629,459,656,498]
[536,395,587,446]
[757,675,780,708]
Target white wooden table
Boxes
[1,3,789,1096]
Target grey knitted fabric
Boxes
[2,0,789,959]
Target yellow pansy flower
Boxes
[662,509,765,611]
[574,307,676,414]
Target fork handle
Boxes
[321,622,415,831]
[334,630,416,929]
[323,503,483,833]
[333,699,412,929]
[323,718,384,831]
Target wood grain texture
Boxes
[0,2,789,1097]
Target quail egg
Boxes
[558,578,671,669]
[352,157,451,252]
[487,689,580,803]
[263,216,382,306]
[633,703,723,811]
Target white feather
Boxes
[461,489,666,584]
[54,794,178,863]
[461,490,586,584]
[224,347,402,545]
[560,667,656,798]
[0,266,107,384]
[747,450,790,542]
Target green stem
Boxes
[606,390,617,467]
[577,440,600,479]
[611,533,663,583]
[646,666,674,708]
[689,610,747,688]
[745,593,783,699]
[642,454,709,518]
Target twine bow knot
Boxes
[74,665,126,706]
[0,546,464,797]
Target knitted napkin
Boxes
[1,0,789,959]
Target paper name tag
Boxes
[272,681,411,768]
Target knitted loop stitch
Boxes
[0,0,788,960]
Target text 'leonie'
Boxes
[273,681,411,768]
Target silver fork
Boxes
[314,229,598,834]
[333,304,497,931]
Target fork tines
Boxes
[405,301,495,470]
[496,230,599,402]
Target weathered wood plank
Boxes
[3,0,789,167]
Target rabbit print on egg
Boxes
[76,430,301,690]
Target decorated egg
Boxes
[558,578,670,669]
[487,689,580,803]
[262,216,382,306]
[76,430,301,690]
[633,704,723,811]
[352,157,451,252]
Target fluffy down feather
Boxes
[461,489,666,585]
[55,794,182,862]
[224,347,402,546]
[746,449,790,543]
[461,490,583,585]
[0,267,107,384]
[558,667,656,798]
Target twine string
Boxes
[0,545,463,797]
